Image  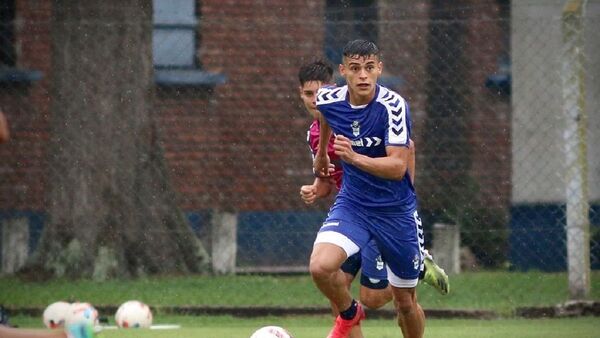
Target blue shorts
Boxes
[315,201,424,288]
[341,240,389,289]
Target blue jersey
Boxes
[316,84,416,210]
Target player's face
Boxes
[340,54,382,105]
[299,80,322,119]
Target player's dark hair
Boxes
[298,60,334,86]
[342,40,380,59]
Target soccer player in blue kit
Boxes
[311,40,427,338]
[298,60,448,338]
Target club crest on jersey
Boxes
[351,121,360,136]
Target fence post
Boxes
[1,217,30,274]
[432,223,460,275]
[561,0,590,300]
[211,211,238,275]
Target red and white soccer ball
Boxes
[250,326,294,338]
[115,300,153,328]
[42,301,71,329]
[64,302,99,327]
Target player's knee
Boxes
[309,243,346,279]
[359,296,377,309]
[360,287,391,310]
[395,301,416,317]
[309,257,333,280]
[360,296,387,310]
[393,292,417,317]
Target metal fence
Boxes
[0,0,598,307]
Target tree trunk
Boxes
[24,1,208,280]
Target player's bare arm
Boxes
[333,134,409,180]
[313,115,332,177]
[0,111,9,144]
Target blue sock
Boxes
[339,299,358,320]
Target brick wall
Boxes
[381,0,510,211]
[0,0,510,216]
[196,0,325,211]
[378,0,431,181]
[464,1,511,209]
[0,1,51,210]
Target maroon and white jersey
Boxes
[307,119,343,190]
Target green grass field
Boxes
[2,271,599,315]
[9,315,600,338]
[2,271,599,337]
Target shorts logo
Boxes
[351,121,360,136]
[322,221,340,227]
[376,255,384,270]
[413,254,420,270]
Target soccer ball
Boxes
[42,301,71,329]
[115,300,153,328]
[64,302,99,327]
[250,326,294,338]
